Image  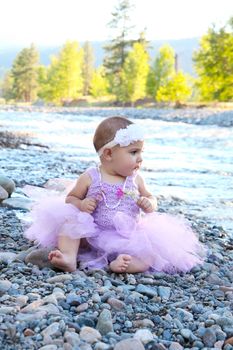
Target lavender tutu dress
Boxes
[25,166,205,273]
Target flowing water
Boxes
[0,109,232,234]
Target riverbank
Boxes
[0,107,233,349]
[0,200,233,349]
[0,104,233,127]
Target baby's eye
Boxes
[130,150,137,155]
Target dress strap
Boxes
[126,171,139,190]
[85,166,99,184]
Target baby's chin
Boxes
[131,168,140,175]
[120,167,140,177]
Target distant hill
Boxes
[0,38,200,79]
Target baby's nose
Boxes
[137,154,143,162]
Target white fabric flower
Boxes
[114,124,145,146]
[97,123,145,156]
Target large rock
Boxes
[96,309,113,335]
[0,186,8,201]
[0,175,15,197]
[114,339,145,350]
[1,196,32,210]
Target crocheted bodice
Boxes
[86,167,140,229]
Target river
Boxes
[0,108,232,235]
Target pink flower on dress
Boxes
[116,188,139,201]
[116,188,124,199]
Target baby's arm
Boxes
[135,174,157,213]
[66,173,97,214]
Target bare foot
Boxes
[48,250,77,272]
[110,254,132,273]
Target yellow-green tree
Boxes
[120,42,149,104]
[37,65,49,100]
[1,71,14,101]
[90,66,108,98]
[147,44,175,99]
[193,18,233,101]
[43,41,84,104]
[156,71,192,103]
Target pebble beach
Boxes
[0,106,233,350]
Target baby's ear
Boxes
[102,148,112,161]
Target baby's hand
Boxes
[137,196,154,213]
[80,197,97,213]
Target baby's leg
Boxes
[48,235,80,272]
[110,254,149,273]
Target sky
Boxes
[1,0,233,47]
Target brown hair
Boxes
[93,116,133,152]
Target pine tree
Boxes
[11,44,39,102]
[135,30,151,51]
[103,0,135,95]
[82,41,95,96]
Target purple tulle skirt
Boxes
[24,196,206,273]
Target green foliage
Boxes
[104,0,135,96]
[193,18,233,101]
[42,41,84,104]
[135,31,151,51]
[90,66,108,98]
[156,71,192,103]
[120,42,149,103]
[147,44,175,98]
[82,41,95,95]
[11,44,39,102]
[1,71,14,101]
[37,65,48,100]
[2,13,233,105]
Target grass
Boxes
[0,96,233,110]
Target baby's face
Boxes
[111,141,144,177]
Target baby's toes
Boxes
[123,258,131,265]
[49,250,60,259]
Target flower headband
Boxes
[98,123,145,156]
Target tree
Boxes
[120,42,149,104]
[147,44,175,99]
[193,18,233,101]
[156,71,192,103]
[103,0,135,96]
[135,30,151,51]
[1,71,14,101]
[37,65,49,100]
[11,44,39,102]
[82,41,95,95]
[90,66,109,98]
[43,41,84,104]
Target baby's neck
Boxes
[99,164,126,184]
